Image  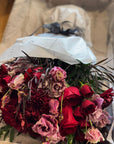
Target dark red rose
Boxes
[59,86,82,107]
[60,105,79,136]
[100,88,114,108]
[81,99,96,115]
[75,129,86,142]
[74,106,85,121]
[80,85,94,98]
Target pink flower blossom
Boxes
[32,114,58,137]
[49,99,59,117]
[32,114,64,144]
[49,81,66,98]
[49,66,67,81]
[92,94,104,108]
[8,73,24,90]
[85,127,104,143]
[88,108,111,128]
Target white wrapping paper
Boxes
[0,33,96,65]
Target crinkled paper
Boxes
[0,33,96,65]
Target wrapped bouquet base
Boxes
[0,32,114,144]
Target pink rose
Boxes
[85,127,104,143]
[49,66,67,81]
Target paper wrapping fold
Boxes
[0,33,96,65]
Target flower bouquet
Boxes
[0,23,114,144]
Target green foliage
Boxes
[0,125,15,142]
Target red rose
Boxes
[80,85,94,98]
[100,88,114,108]
[74,107,90,128]
[74,106,84,121]
[59,87,82,107]
[60,105,79,136]
[81,99,96,115]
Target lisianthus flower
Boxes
[88,108,111,128]
[92,94,104,108]
[49,99,59,117]
[45,131,65,144]
[49,81,66,98]
[32,114,58,137]
[85,127,104,143]
[80,84,94,98]
[8,73,24,90]
[100,88,114,108]
[49,66,67,81]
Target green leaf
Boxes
[66,134,74,144]
[4,130,9,140]
[10,127,15,142]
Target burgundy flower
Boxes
[80,85,94,98]
[100,88,114,108]
[60,105,79,136]
[81,99,96,116]
[59,87,82,107]
[49,66,67,81]
[85,127,104,143]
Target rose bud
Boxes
[59,87,82,107]
[60,105,79,136]
[81,99,96,116]
[85,127,104,143]
[80,85,94,98]
[100,88,114,109]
